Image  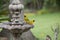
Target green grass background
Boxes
[26,13,60,40]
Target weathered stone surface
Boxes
[0,0,36,40]
[20,30,37,40]
[0,30,37,40]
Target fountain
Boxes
[0,0,34,40]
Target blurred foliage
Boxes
[36,9,49,15]
[0,0,9,15]
[0,0,60,15]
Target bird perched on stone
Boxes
[24,15,35,25]
[24,15,29,21]
[26,20,35,25]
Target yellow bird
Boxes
[24,15,35,25]
[26,20,35,25]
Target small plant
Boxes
[46,35,52,40]
[51,23,60,40]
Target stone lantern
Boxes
[0,0,34,40]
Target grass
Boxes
[0,12,60,40]
[25,13,60,40]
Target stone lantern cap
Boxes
[9,0,24,10]
[9,4,24,10]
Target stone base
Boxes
[0,29,37,40]
[0,22,34,40]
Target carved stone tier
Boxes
[0,22,34,31]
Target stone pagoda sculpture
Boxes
[0,0,34,40]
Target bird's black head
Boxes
[24,15,26,17]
